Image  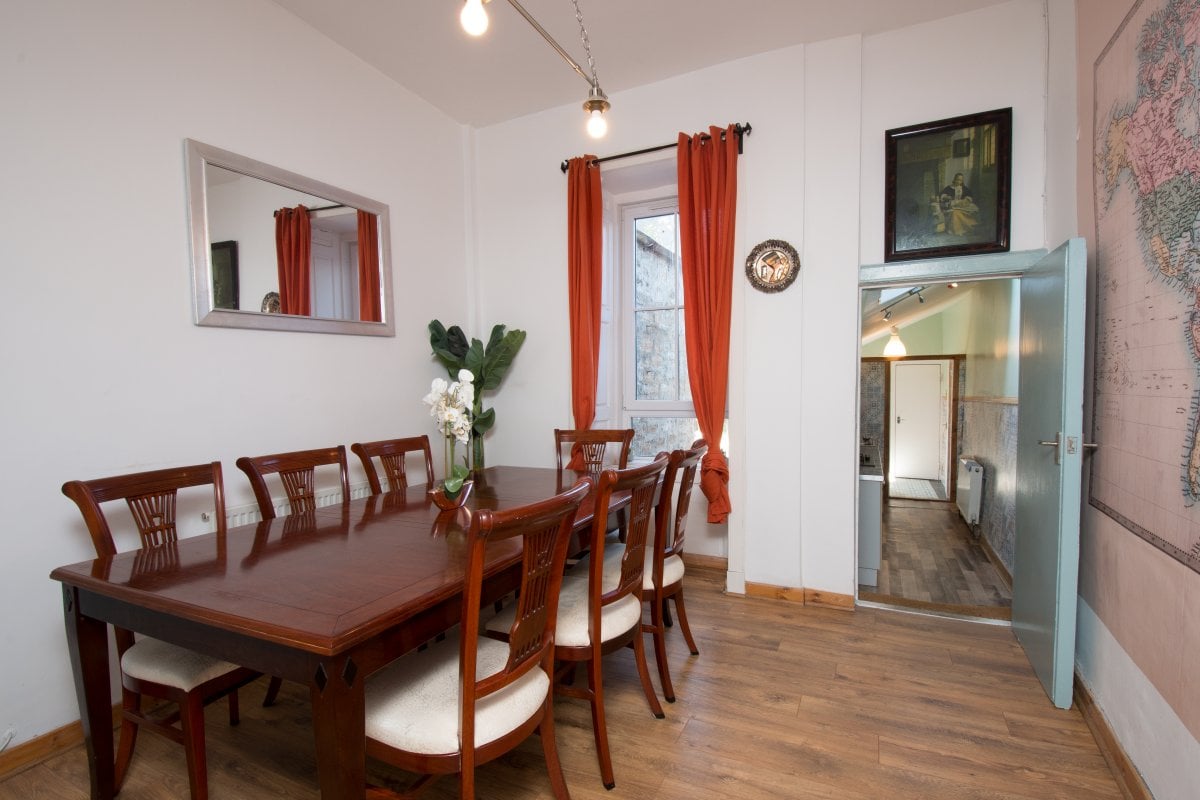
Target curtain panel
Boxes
[357,210,381,323]
[274,205,311,317]
[566,155,603,470]
[677,125,739,523]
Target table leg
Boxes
[310,653,365,799]
[62,586,115,800]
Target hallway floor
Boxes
[861,497,1012,618]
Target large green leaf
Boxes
[429,320,466,375]
[464,338,485,382]
[473,407,495,435]
[480,329,526,390]
[485,324,506,355]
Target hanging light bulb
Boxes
[460,0,489,36]
[883,326,907,357]
[583,85,610,138]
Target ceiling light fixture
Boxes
[882,309,892,321]
[883,327,907,358]
[460,0,610,138]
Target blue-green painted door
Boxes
[1014,238,1086,709]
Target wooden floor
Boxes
[862,497,1012,615]
[3,566,1118,799]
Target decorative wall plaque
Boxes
[745,239,799,293]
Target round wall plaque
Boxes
[745,239,799,293]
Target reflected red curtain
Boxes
[677,125,738,523]
[357,211,381,322]
[275,205,311,316]
[566,155,602,470]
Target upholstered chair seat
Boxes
[366,633,549,755]
[120,638,242,692]
[487,576,642,648]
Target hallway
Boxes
[861,497,1012,618]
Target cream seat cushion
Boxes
[580,545,686,593]
[120,637,241,691]
[365,633,549,756]
[486,577,641,648]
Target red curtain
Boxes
[566,155,603,470]
[275,205,311,316]
[677,125,738,523]
[357,211,381,322]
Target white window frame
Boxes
[618,196,696,432]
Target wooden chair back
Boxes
[350,435,435,494]
[466,478,591,712]
[62,462,226,560]
[235,445,350,520]
[586,456,669,611]
[659,439,708,563]
[554,428,634,473]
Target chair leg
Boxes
[114,689,141,790]
[672,590,700,656]
[262,676,283,707]
[459,745,475,800]
[227,687,240,726]
[648,598,675,703]
[662,598,674,628]
[630,628,665,720]
[538,705,570,800]
[178,692,209,800]
[585,657,616,790]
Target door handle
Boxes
[1038,433,1062,465]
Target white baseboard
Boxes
[1076,598,1200,800]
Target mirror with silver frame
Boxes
[185,138,394,336]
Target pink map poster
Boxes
[1092,0,1200,574]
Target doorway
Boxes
[858,278,1017,618]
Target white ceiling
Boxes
[271,0,1010,128]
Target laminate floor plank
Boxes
[7,566,1119,799]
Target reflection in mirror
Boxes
[185,139,394,336]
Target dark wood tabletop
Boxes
[51,465,602,800]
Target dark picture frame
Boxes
[884,107,1011,262]
[210,240,239,310]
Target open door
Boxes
[1014,238,1086,709]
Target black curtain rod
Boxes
[559,122,752,173]
[272,203,348,215]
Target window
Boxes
[619,198,708,459]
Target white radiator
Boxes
[956,458,983,526]
[221,483,373,528]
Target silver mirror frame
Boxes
[185,138,395,336]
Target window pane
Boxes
[635,310,678,400]
[678,308,691,402]
[634,214,678,308]
[630,417,703,460]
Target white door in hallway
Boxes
[891,361,942,479]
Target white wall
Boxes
[474,1,1051,598]
[0,0,468,747]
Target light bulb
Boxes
[586,108,607,138]
[460,0,488,36]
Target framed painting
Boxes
[210,240,239,310]
[884,108,1011,262]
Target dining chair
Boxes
[554,427,634,473]
[234,444,351,520]
[61,463,260,800]
[492,456,669,789]
[235,444,350,705]
[363,478,592,800]
[350,435,434,494]
[587,441,707,703]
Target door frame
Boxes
[857,249,1048,599]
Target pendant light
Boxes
[883,326,907,357]
[460,0,610,138]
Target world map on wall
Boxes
[1093,0,1200,574]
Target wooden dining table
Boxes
[50,465,609,800]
